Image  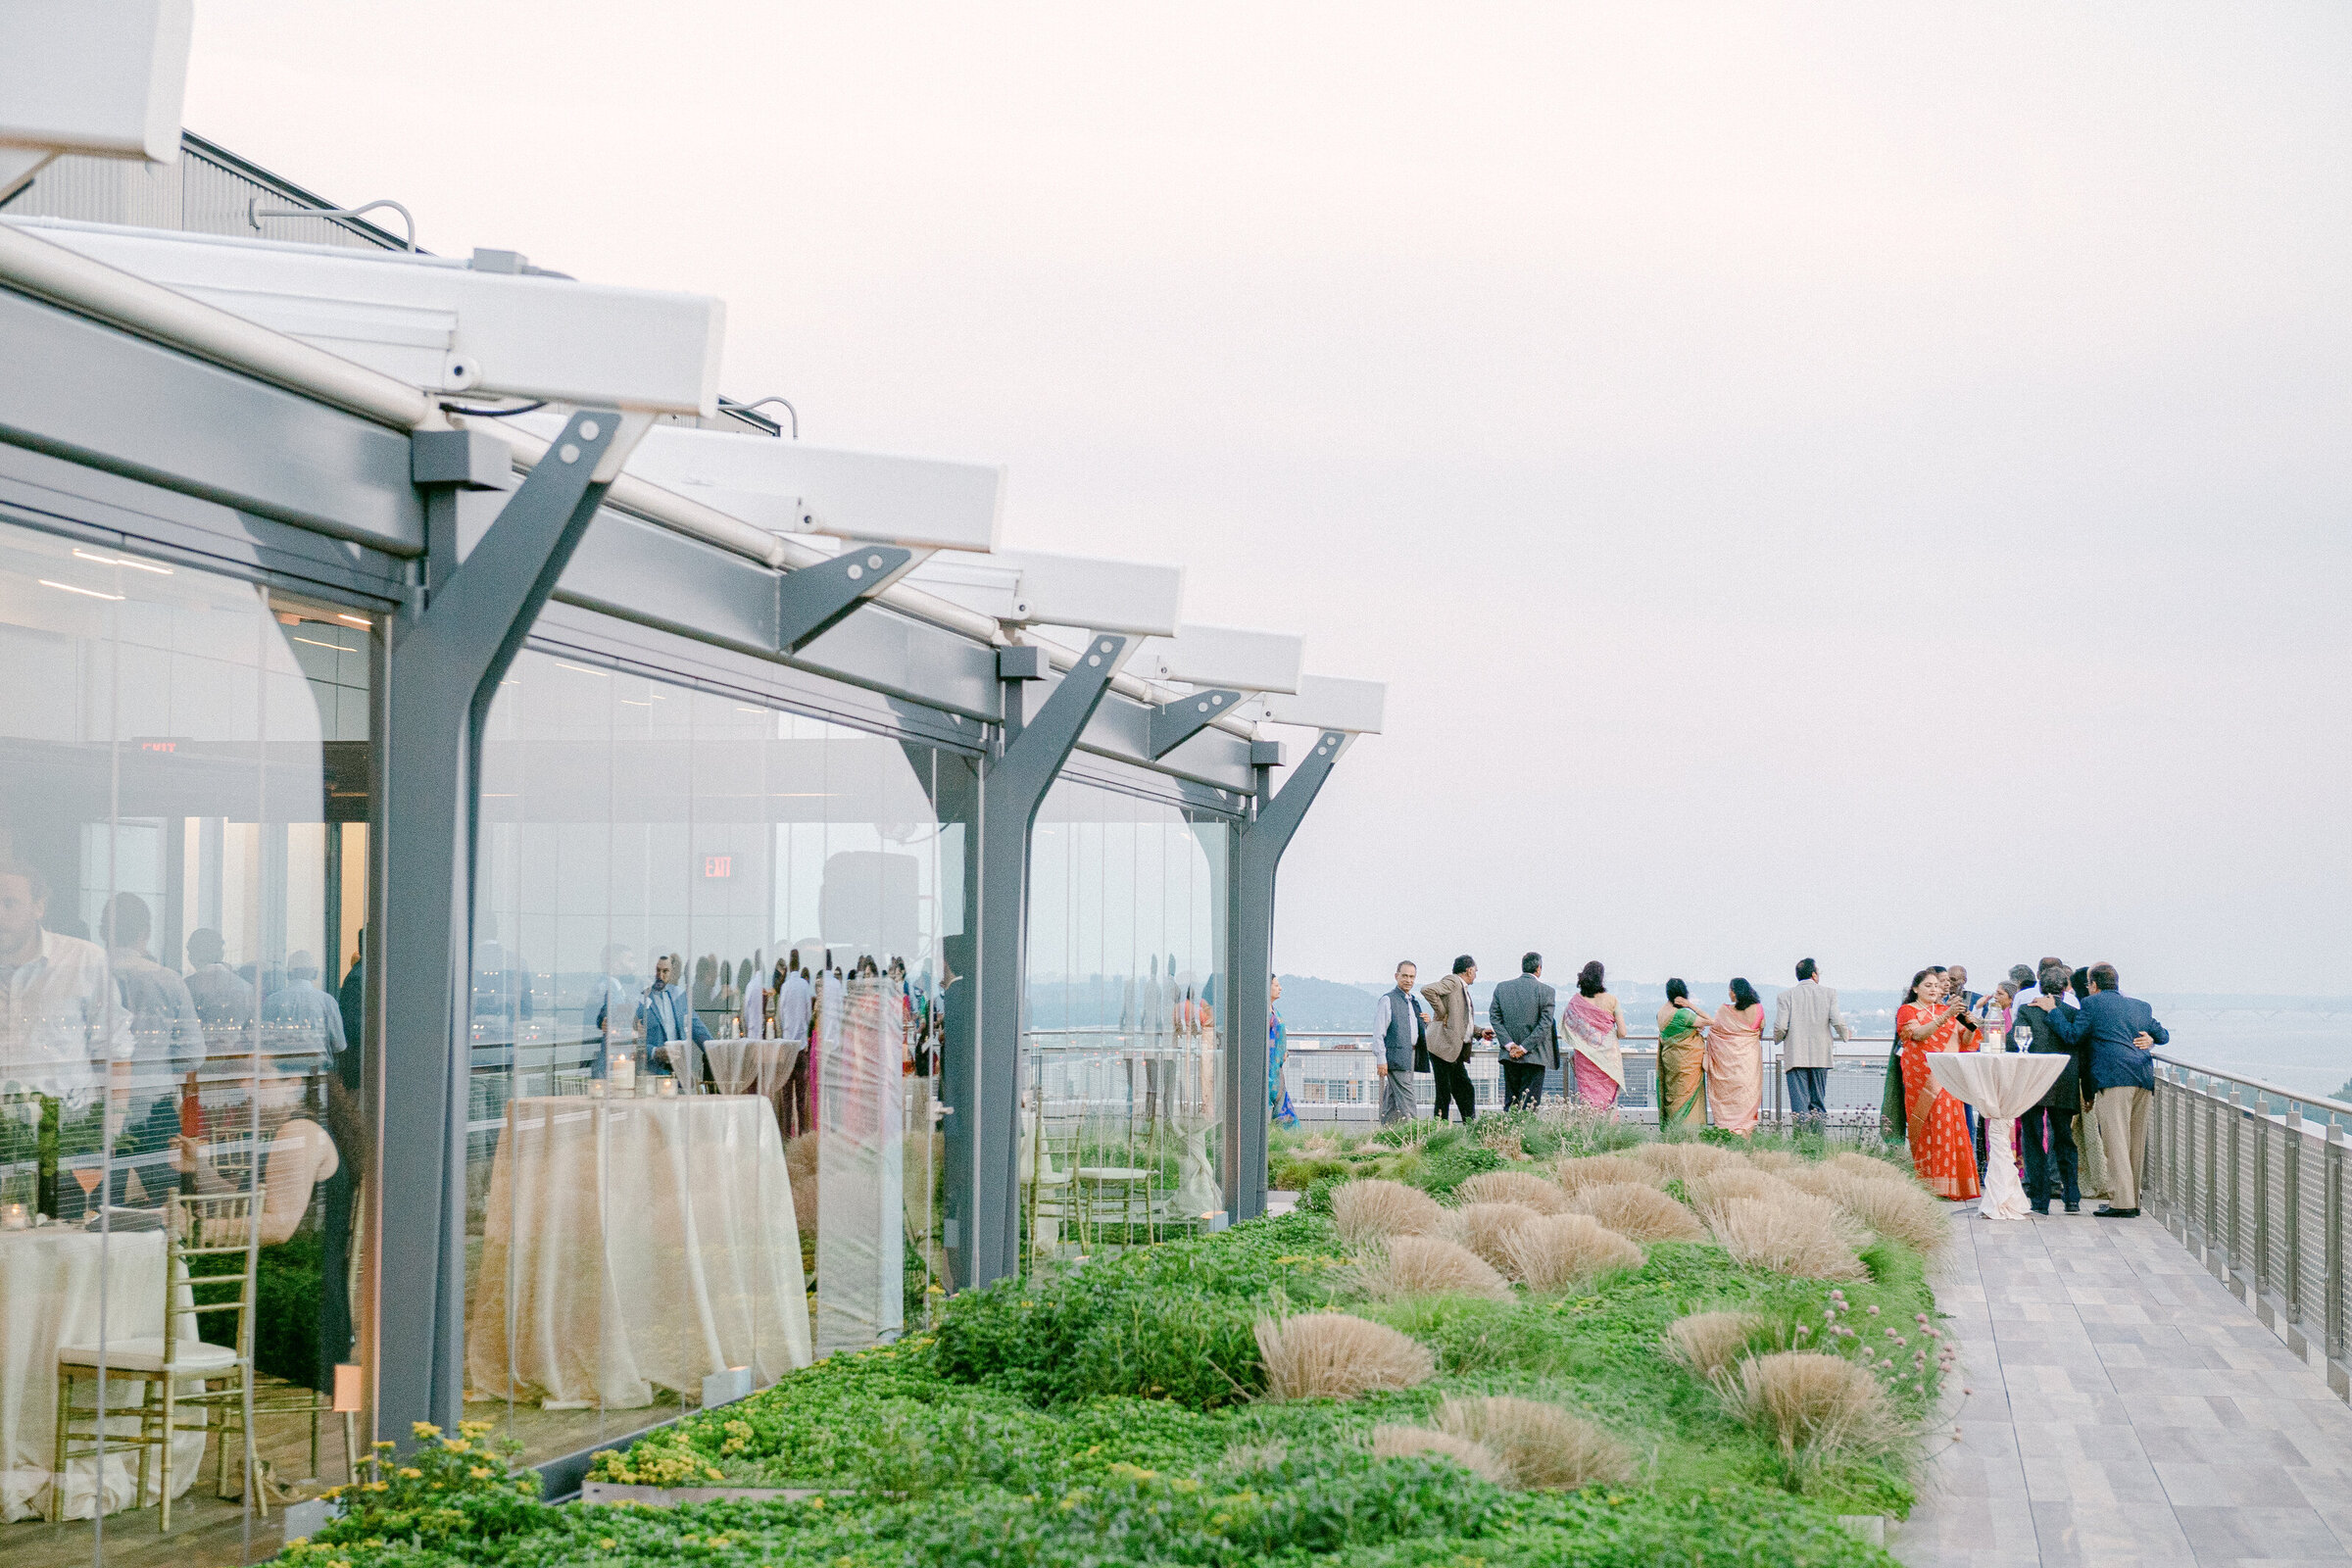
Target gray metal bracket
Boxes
[778,545,912,652]
[375,409,620,1449]
[1223,728,1348,1223]
[964,633,1130,1287]
[1148,688,1244,760]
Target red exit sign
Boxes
[703,855,732,879]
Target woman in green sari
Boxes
[1654,978,1710,1131]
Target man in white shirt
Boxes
[1768,958,1851,1135]
[0,862,133,1105]
[1,862,134,1216]
[774,955,816,1136]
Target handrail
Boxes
[2155,1051,2352,1120]
[2147,1054,2350,1404]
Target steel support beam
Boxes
[778,545,913,652]
[1148,689,1244,759]
[1223,730,1348,1223]
[966,634,1131,1287]
[374,409,619,1447]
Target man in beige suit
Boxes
[1421,955,1490,1123]
[1769,958,1850,1134]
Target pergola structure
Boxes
[0,2,1384,1496]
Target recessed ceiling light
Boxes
[39,579,124,601]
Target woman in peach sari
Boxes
[1897,967,1982,1200]
[1703,977,1766,1135]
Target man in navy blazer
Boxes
[2035,961,2164,1218]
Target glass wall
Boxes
[0,517,366,1558]
[1020,776,1229,1277]
[464,649,973,1467]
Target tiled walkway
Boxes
[1894,1204,2352,1567]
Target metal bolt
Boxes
[558,444,580,465]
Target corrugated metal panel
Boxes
[2,132,408,252]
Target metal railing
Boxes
[1278,1030,1899,1128]
[2148,1054,2352,1401]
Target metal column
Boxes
[1222,729,1348,1224]
[373,411,620,1446]
[966,636,1131,1288]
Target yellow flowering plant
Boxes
[284,1421,541,1559]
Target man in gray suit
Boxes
[1488,952,1557,1112]
[1768,957,1851,1135]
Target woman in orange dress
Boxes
[1897,967,1981,1200]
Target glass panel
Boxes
[466,653,969,1469]
[1022,778,1228,1278]
[0,521,366,1565]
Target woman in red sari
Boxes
[1897,967,1981,1200]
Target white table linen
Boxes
[1928,1053,2069,1221]
[701,1038,799,1099]
[0,1227,206,1521]
[466,1096,809,1410]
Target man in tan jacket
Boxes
[1421,955,1488,1123]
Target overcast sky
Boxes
[184,4,2351,995]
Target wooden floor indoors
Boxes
[7,1394,694,1568]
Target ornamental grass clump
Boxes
[1725,1349,1895,1457]
[1553,1152,1657,1195]
[1254,1311,1436,1400]
[1330,1178,1447,1250]
[1433,1395,1636,1491]
[1444,1200,1544,1269]
[1563,1180,1706,1243]
[1705,1195,1868,1282]
[1745,1149,1803,1174]
[1662,1309,1769,1381]
[1628,1139,1741,1183]
[1685,1166,1790,1212]
[1502,1213,1645,1294]
[1829,1150,1918,1186]
[1362,1233,1512,1300]
[1370,1424,1511,1484]
[1785,1164,1949,1257]
[1455,1169,1571,1213]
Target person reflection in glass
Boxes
[638,953,710,1078]
[0,861,133,1216]
[100,893,206,1201]
[185,926,257,1043]
[263,951,348,1076]
[174,1054,347,1389]
[585,944,639,1078]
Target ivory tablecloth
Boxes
[700,1039,800,1099]
[466,1096,810,1409]
[0,1226,206,1521]
[1928,1053,2069,1221]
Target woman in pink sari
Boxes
[1704,977,1766,1135]
[1560,960,1627,1114]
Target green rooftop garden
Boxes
[283,1111,1952,1567]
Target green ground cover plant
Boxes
[285,1113,1944,1568]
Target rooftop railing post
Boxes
[1225,731,1348,1225]
[2206,1084,2220,1266]
[2328,1122,2347,1396]
[2230,1086,2246,1300]
[376,412,620,1449]
[2256,1096,2275,1323]
[2286,1104,2305,1347]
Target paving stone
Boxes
[2169,1505,2350,1562]
[1893,1201,2352,1568]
